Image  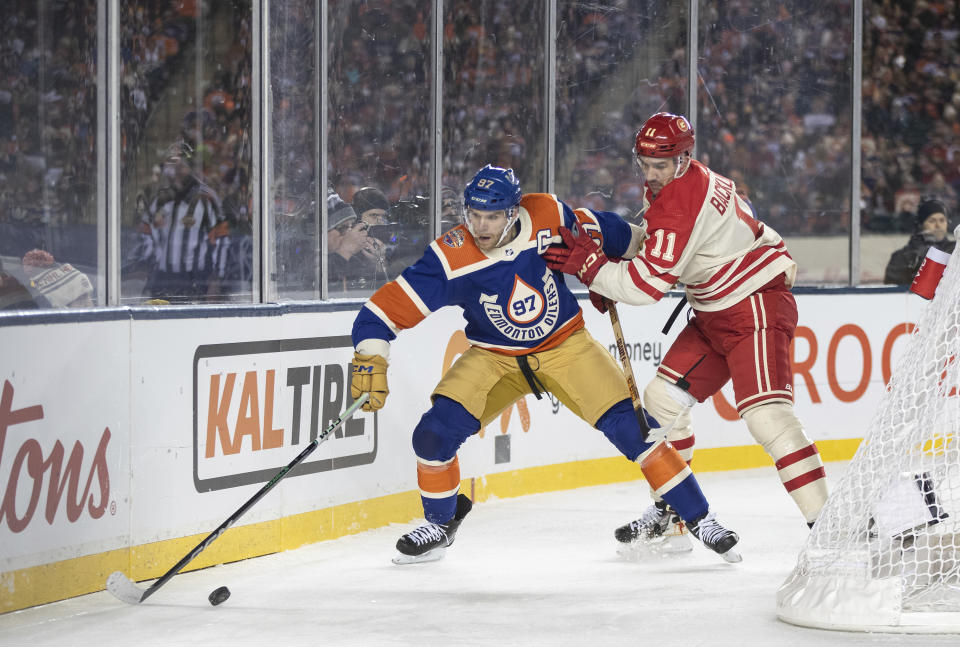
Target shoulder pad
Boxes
[432,225,488,271]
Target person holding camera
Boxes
[352,186,391,227]
[327,193,389,292]
[883,199,955,285]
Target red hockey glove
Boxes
[542,226,608,287]
[588,290,609,314]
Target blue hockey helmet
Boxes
[463,165,523,246]
[463,165,522,212]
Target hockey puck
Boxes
[208,586,231,606]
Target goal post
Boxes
[777,228,960,633]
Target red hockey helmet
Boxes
[634,112,695,159]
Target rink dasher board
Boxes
[0,289,918,611]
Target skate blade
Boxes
[718,548,743,564]
[391,545,447,565]
[617,534,693,561]
[661,534,694,554]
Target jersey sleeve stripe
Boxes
[635,252,680,282]
[627,262,668,301]
[573,207,600,226]
[368,281,427,332]
[396,274,431,317]
[363,300,401,336]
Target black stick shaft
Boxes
[138,394,369,602]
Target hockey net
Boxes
[778,229,960,633]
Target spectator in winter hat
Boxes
[884,199,956,285]
[327,194,386,291]
[327,193,358,232]
[351,186,391,226]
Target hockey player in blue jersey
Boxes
[350,164,740,564]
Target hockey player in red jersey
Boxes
[544,113,828,546]
[350,164,741,564]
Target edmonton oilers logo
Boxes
[479,270,559,342]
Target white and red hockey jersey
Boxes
[593,160,797,312]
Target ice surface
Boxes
[2,465,958,646]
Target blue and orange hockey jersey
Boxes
[351,193,633,355]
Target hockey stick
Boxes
[106,393,370,605]
[605,298,652,440]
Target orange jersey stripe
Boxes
[482,311,585,356]
[368,280,427,331]
[417,456,461,495]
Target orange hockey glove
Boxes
[351,353,389,412]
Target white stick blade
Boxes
[106,571,145,604]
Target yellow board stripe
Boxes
[2,438,860,613]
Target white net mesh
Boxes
[778,228,960,633]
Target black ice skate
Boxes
[688,510,742,563]
[614,501,693,557]
[392,493,472,565]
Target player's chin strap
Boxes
[494,207,520,246]
[517,354,548,400]
[673,152,693,179]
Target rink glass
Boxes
[118,0,254,304]
[0,2,100,303]
[0,1,942,311]
[554,2,689,225]
[696,0,854,285]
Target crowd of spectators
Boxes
[0,0,98,275]
[0,0,254,304]
[559,1,960,242]
[4,0,960,308]
[119,1,199,184]
[860,0,960,233]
